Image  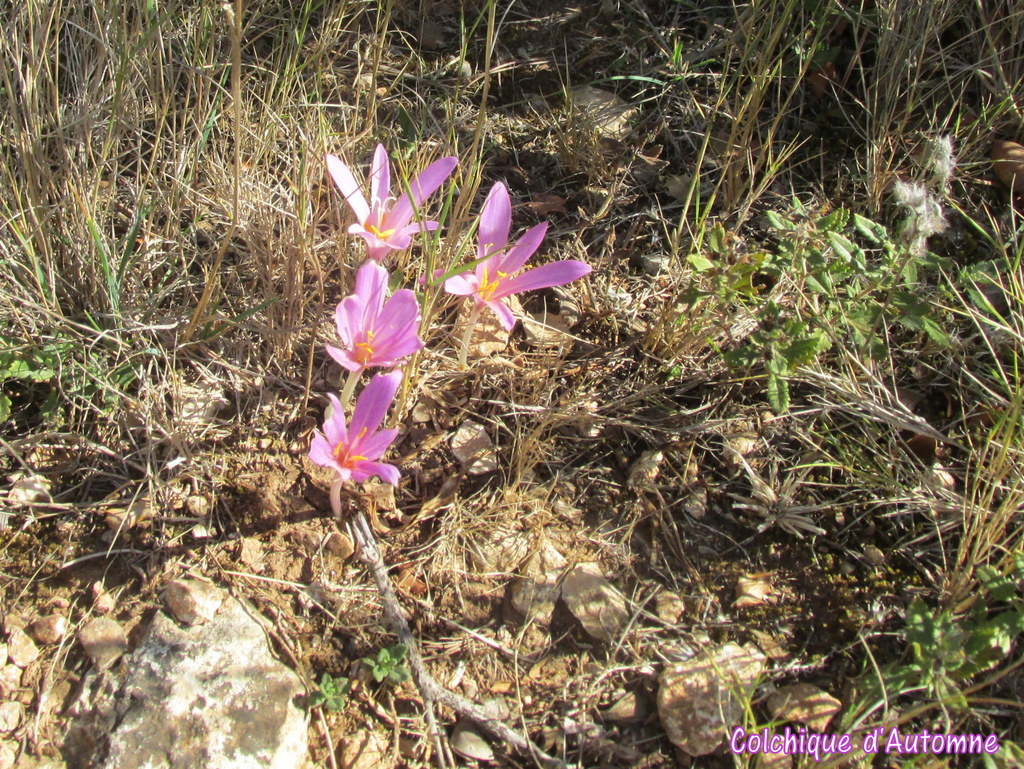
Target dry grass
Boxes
[3,0,1024,766]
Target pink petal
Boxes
[327,154,370,223]
[496,260,591,297]
[369,144,390,220]
[478,183,512,260]
[485,298,518,331]
[349,371,402,438]
[322,393,349,446]
[308,432,337,468]
[494,221,548,277]
[326,345,363,373]
[387,156,458,230]
[444,274,478,296]
[353,261,388,318]
[354,427,400,461]
[352,460,401,486]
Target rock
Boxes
[96,597,306,769]
[734,574,775,608]
[569,85,635,140]
[655,591,686,625]
[236,537,264,566]
[91,583,116,615]
[0,702,21,734]
[682,487,708,519]
[601,691,646,723]
[6,628,39,668]
[509,540,566,625]
[78,618,127,671]
[324,532,354,560]
[522,311,572,348]
[339,730,392,769]
[991,140,1024,195]
[0,666,21,696]
[627,450,664,489]
[657,642,766,756]
[28,615,68,645]
[164,579,225,626]
[451,420,498,476]
[560,563,630,643]
[767,684,841,733]
[9,474,51,507]
[0,741,15,769]
[469,526,532,573]
[450,720,494,762]
[185,495,211,517]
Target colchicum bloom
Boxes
[329,261,424,373]
[327,144,458,262]
[309,371,402,486]
[444,182,592,331]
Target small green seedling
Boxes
[309,672,352,712]
[363,643,411,685]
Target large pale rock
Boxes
[560,563,630,643]
[767,684,841,733]
[93,597,306,769]
[6,628,39,668]
[657,643,766,756]
[509,541,566,624]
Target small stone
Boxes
[6,629,38,668]
[103,495,154,530]
[450,720,494,762]
[655,591,686,624]
[339,730,393,769]
[569,85,635,140]
[601,691,646,723]
[862,546,885,568]
[451,420,498,475]
[363,481,396,511]
[165,579,225,626]
[9,474,51,507]
[627,450,663,489]
[0,666,21,695]
[236,537,264,566]
[735,574,775,608]
[27,615,67,645]
[324,532,355,560]
[767,684,841,733]
[726,432,760,458]
[522,311,572,348]
[658,643,766,756]
[0,741,15,769]
[0,702,21,734]
[78,617,127,670]
[509,540,567,625]
[186,494,211,517]
[560,563,630,643]
[256,437,272,450]
[91,582,115,614]
[682,487,708,519]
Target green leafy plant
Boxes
[687,200,951,412]
[863,556,1024,714]
[308,672,352,712]
[363,643,411,685]
[0,338,64,424]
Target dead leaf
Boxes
[569,85,635,140]
[524,193,568,216]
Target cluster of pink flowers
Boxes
[309,145,592,491]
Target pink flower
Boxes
[444,182,592,330]
[309,371,402,486]
[327,145,458,262]
[328,261,424,373]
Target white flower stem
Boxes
[338,368,362,412]
[329,478,344,518]
[456,304,482,370]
